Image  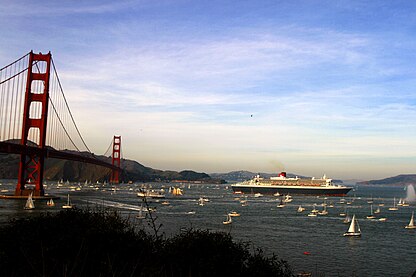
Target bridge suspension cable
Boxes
[0,51,96,156]
[0,51,121,195]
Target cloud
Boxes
[0,0,145,17]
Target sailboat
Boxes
[339,206,347,216]
[374,207,381,214]
[24,192,35,210]
[283,194,293,203]
[137,204,146,219]
[366,204,376,219]
[343,214,361,237]
[172,187,183,196]
[405,211,416,229]
[198,197,205,206]
[240,196,248,207]
[223,214,232,225]
[62,194,73,209]
[46,198,55,207]
[229,211,240,217]
[343,213,351,224]
[277,197,285,208]
[318,205,328,215]
[297,205,306,212]
[308,204,318,217]
[388,197,399,211]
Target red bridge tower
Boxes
[15,51,51,197]
[111,135,121,184]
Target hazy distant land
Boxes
[357,174,416,186]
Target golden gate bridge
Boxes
[0,51,121,197]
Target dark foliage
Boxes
[0,210,293,277]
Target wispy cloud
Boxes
[2,1,416,178]
[0,0,146,16]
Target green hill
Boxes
[358,174,416,186]
[0,150,222,183]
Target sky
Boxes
[1,0,416,180]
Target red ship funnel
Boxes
[279,172,287,177]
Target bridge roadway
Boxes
[0,141,118,171]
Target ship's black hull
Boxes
[231,185,351,196]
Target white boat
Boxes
[297,205,306,212]
[223,214,232,225]
[388,197,399,211]
[198,197,205,206]
[378,197,385,206]
[240,196,248,206]
[318,206,328,215]
[366,204,376,219]
[405,211,416,229]
[46,198,55,207]
[24,192,35,210]
[231,172,352,196]
[62,194,73,209]
[343,213,351,224]
[343,214,361,237]
[254,193,263,198]
[378,217,387,222]
[397,198,404,206]
[138,190,166,199]
[283,194,293,203]
[374,207,381,214]
[308,204,318,216]
[339,207,347,217]
[229,211,240,217]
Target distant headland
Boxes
[0,151,225,184]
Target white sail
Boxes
[24,192,35,210]
[47,198,55,206]
[405,211,415,229]
[347,214,356,233]
[297,205,305,212]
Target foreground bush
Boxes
[0,209,293,277]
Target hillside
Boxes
[358,174,416,186]
[0,151,222,183]
[210,170,306,182]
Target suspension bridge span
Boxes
[0,51,121,197]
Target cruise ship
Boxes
[231,172,352,196]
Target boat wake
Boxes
[82,199,147,211]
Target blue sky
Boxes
[1,0,416,179]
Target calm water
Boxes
[0,180,415,276]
